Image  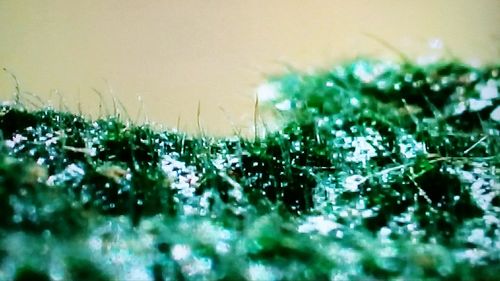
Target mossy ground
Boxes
[0,59,499,280]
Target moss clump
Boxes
[0,59,499,280]
[13,266,51,281]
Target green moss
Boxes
[13,266,51,281]
[0,59,498,280]
[65,258,112,281]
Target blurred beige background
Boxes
[1,0,498,136]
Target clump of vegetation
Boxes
[0,59,498,280]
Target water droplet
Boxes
[171,244,191,261]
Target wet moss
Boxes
[65,258,112,281]
[13,266,51,281]
[0,59,498,280]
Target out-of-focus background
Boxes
[1,0,498,136]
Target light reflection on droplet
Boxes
[380,227,391,237]
[215,241,230,254]
[89,236,102,251]
[171,244,191,261]
[344,175,364,192]
[128,266,151,281]
[247,263,279,281]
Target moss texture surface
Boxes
[0,59,499,280]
